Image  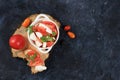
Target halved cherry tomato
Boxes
[22,18,31,27]
[47,41,54,47]
[9,34,26,50]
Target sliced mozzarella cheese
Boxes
[43,42,47,48]
[35,65,47,71]
[35,41,42,47]
[35,32,43,39]
[39,23,52,34]
[30,33,37,41]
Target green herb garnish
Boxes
[41,36,48,42]
[29,53,37,61]
[41,35,54,42]
[25,53,37,61]
[26,25,33,35]
[52,31,57,36]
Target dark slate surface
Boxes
[0,0,120,80]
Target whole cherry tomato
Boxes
[9,34,26,50]
[67,31,76,39]
[64,25,71,31]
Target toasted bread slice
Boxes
[10,14,60,74]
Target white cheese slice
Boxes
[39,23,52,34]
[35,32,42,39]
[30,33,37,41]
[43,42,47,48]
[35,65,47,71]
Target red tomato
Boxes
[22,18,31,28]
[42,21,55,27]
[29,58,44,67]
[64,25,71,31]
[33,26,47,36]
[37,27,47,36]
[9,34,26,50]
[32,26,37,31]
[47,41,54,47]
[26,50,44,67]
[27,50,37,56]
[52,28,58,35]
[42,21,56,31]
[67,31,76,39]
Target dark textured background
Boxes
[0,0,120,80]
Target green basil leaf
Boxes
[52,31,56,36]
[41,36,48,42]
[47,36,54,41]
[30,53,37,61]
[27,26,33,35]
[41,35,54,42]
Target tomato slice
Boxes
[32,26,48,36]
[26,50,44,67]
[27,50,35,55]
[42,21,55,27]
[47,41,54,47]
[42,21,56,31]
[29,57,44,67]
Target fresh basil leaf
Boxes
[41,35,54,42]
[30,53,37,61]
[52,31,56,36]
[47,36,54,41]
[27,26,33,35]
[41,36,47,42]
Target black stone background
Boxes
[0,0,120,80]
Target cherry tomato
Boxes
[47,41,54,47]
[22,18,31,27]
[67,31,76,39]
[64,25,71,31]
[9,34,26,50]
